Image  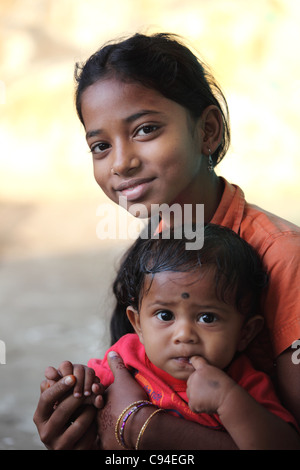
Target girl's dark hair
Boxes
[110,224,268,345]
[74,32,230,166]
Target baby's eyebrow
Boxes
[148,299,177,308]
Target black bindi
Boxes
[181,292,190,299]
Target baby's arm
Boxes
[187,356,300,450]
[45,360,105,409]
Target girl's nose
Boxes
[173,320,198,344]
[111,143,141,176]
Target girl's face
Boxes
[81,77,209,217]
[127,270,254,381]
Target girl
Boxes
[34,32,300,450]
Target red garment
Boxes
[88,334,298,430]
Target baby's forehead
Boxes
[142,268,215,295]
[140,266,237,308]
[145,268,204,282]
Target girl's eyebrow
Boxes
[85,110,163,140]
[86,129,103,139]
[125,109,162,123]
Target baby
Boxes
[47,224,299,449]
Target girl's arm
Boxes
[125,406,238,450]
[217,381,300,450]
[276,346,300,425]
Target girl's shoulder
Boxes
[242,201,300,256]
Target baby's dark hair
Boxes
[74,32,230,166]
[110,224,268,344]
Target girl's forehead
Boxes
[82,77,163,109]
[81,76,190,128]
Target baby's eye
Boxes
[156,310,174,322]
[198,313,217,324]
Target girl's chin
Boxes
[128,205,151,219]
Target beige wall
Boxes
[0,1,299,449]
[1,0,299,223]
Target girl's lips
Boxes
[115,178,155,202]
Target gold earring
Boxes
[208,149,214,172]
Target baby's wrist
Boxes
[216,377,240,417]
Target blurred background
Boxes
[0,0,299,449]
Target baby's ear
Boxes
[237,315,264,352]
[126,306,144,344]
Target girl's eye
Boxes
[198,313,217,324]
[90,142,110,155]
[136,125,159,137]
[156,310,174,322]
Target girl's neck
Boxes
[173,173,224,224]
[202,173,224,222]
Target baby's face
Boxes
[130,269,246,380]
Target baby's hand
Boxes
[44,360,105,409]
[186,356,236,415]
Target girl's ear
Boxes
[126,306,144,344]
[199,105,223,155]
[237,315,264,352]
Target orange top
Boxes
[211,178,300,374]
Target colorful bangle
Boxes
[115,400,153,449]
[135,408,165,450]
[119,402,149,448]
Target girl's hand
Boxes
[47,361,105,408]
[33,375,99,450]
[186,356,236,415]
[97,351,149,450]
